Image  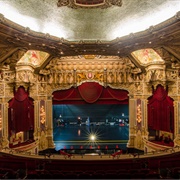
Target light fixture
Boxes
[136,104,142,123]
[90,134,96,141]
[40,105,46,124]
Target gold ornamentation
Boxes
[40,105,46,124]
[137,104,142,123]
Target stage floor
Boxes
[53,124,129,151]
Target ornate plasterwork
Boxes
[131,48,164,66]
[45,56,141,71]
[57,0,122,8]
[0,54,179,98]
[40,56,143,94]
[17,50,50,68]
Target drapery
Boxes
[8,86,34,136]
[53,82,128,104]
[148,85,174,133]
[78,82,103,103]
[53,87,76,101]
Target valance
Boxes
[53,82,128,104]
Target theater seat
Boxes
[117,173,131,179]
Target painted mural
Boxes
[18,50,49,67]
[131,48,163,65]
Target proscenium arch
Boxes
[51,81,130,149]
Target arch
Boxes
[52,82,129,150]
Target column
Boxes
[173,100,180,146]
[33,100,40,141]
[0,101,10,148]
[46,98,55,148]
[141,99,149,139]
[127,96,137,148]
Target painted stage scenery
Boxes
[53,104,129,151]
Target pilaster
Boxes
[46,97,55,148]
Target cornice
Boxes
[0,12,179,58]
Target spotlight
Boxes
[90,134,96,141]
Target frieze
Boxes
[0,58,178,98]
[15,70,37,84]
[44,56,137,71]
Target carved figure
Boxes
[39,131,47,150]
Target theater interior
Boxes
[0,0,180,179]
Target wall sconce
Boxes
[136,104,142,123]
[40,105,46,124]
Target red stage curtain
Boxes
[78,82,103,103]
[53,82,128,104]
[8,86,34,136]
[53,87,75,101]
[148,85,174,133]
[106,87,128,101]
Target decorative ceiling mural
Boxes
[131,48,164,65]
[17,50,49,67]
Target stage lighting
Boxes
[90,134,96,141]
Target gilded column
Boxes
[173,100,180,146]
[127,95,136,148]
[46,97,55,148]
[141,99,149,139]
[0,102,9,148]
[33,99,40,142]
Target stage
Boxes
[53,123,129,151]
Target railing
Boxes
[143,138,175,154]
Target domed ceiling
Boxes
[0,0,179,72]
[0,0,179,41]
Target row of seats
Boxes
[25,168,160,179]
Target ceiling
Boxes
[0,0,179,41]
[0,0,180,72]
